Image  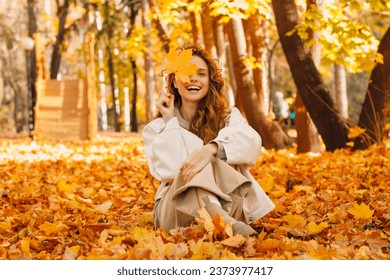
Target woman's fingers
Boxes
[181,162,202,183]
[156,92,174,116]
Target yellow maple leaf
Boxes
[63,245,80,260]
[196,207,215,234]
[38,221,69,235]
[20,238,31,259]
[307,221,329,235]
[93,200,113,213]
[58,180,74,193]
[348,202,374,219]
[283,214,305,227]
[163,48,198,83]
[218,234,247,248]
[348,126,366,139]
[0,221,12,231]
[130,226,156,241]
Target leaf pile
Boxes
[0,134,389,260]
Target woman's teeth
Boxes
[186,86,200,91]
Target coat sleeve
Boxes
[213,107,262,166]
[142,117,187,181]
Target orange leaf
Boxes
[218,234,246,248]
[0,221,12,232]
[38,221,69,235]
[20,238,31,259]
[348,126,366,139]
[93,200,113,213]
[163,48,198,83]
[58,180,74,193]
[307,221,329,235]
[63,245,80,260]
[347,202,374,219]
[283,214,305,227]
[130,226,156,241]
[212,213,225,234]
[196,207,215,234]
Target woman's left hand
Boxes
[180,143,218,183]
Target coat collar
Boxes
[174,106,190,130]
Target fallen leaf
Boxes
[283,214,305,227]
[347,202,374,219]
[348,126,366,139]
[20,238,31,259]
[307,221,329,235]
[38,221,69,235]
[218,234,246,248]
[63,245,80,260]
[94,200,113,213]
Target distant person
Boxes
[273,91,289,125]
[285,90,296,128]
[142,43,274,237]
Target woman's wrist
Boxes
[206,143,218,156]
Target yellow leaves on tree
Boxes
[163,48,198,83]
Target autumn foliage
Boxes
[0,133,389,260]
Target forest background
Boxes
[0,0,389,260]
[0,0,389,151]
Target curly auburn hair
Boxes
[167,43,230,143]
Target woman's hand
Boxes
[156,91,174,117]
[181,143,218,183]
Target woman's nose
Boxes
[189,74,198,82]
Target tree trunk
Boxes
[225,18,292,149]
[200,4,217,57]
[189,9,201,45]
[130,60,138,132]
[213,21,225,62]
[225,37,238,107]
[148,0,169,53]
[272,0,350,151]
[27,0,37,135]
[213,22,234,104]
[104,1,120,132]
[295,93,322,153]
[333,64,348,118]
[354,26,390,149]
[267,39,279,114]
[245,15,269,114]
[50,0,70,79]
[295,0,321,153]
[142,0,156,122]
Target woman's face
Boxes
[174,55,210,105]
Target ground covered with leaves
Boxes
[0,133,389,260]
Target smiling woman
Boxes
[172,55,210,120]
[142,43,275,237]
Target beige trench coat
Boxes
[142,107,275,231]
